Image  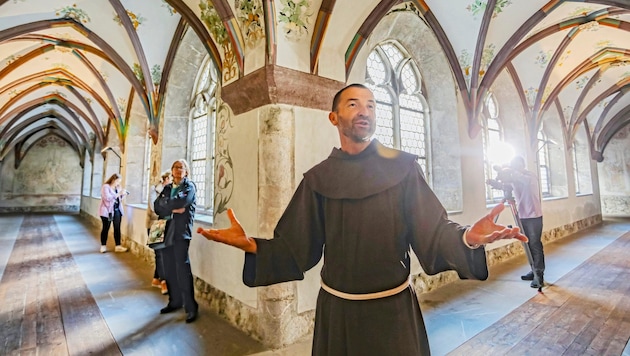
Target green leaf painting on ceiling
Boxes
[56,4,91,23]
[236,0,265,48]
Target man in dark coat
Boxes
[198,83,527,355]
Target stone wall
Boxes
[598,126,630,217]
[0,136,82,213]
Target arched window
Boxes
[189,56,219,213]
[365,42,430,180]
[142,133,151,203]
[482,93,504,202]
[537,131,551,196]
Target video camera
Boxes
[486,165,515,198]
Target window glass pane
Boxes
[371,85,392,104]
[196,66,210,94]
[191,159,206,207]
[191,115,207,207]
[401,62,418,93]
[487,118,499,130]
[399,93,423,112]
[483,115,503,201]
[142,135,151,203]
[367,51,387,85]
[374,103,394,148]
[191,116,207,160]
[381,43,404,68]
[486,94,498,117]
[573,145,580,194]
[488,129,501,143]
[400,107,426,158]
[538,132,551,195]
[540,166,550,195]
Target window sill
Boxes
[126,203,214,226]
[542,195,567,202]
[195,213,214,226]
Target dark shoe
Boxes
[521,271,534,281]
[185,311,198,323]
[530,273,544,289]
[160,305,182,314]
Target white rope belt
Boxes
[320,278,410,301]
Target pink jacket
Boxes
[98,184,123,217]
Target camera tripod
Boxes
[499,191,543,293]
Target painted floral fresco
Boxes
[459,49,472,87]
[56,4,90,23]
[0,0,628,218]
[161,0,176,15]
[236,0,265,49]
[575,76,590,90]
[213,101,234,216]
[199,0,238,81]
[278,0,311,39]
[524,87,538,108]
[114,10,145,29]
[133,63,143,82]
[467,0,512,18]
[535,50,553,69]
[479,43,496,76]
[151,64,162,87]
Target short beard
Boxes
[350,134,371,143]
[342,126,373,143]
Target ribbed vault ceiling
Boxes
[0,0,628,169]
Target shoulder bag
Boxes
[148,219,167,249]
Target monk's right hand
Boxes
[197,208,257,253]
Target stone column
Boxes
[255,105,312,346]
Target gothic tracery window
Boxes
[142,133,151,203]
[537,131,551,196]
[365,42,430,180]
[189,56,219,213]
[482,93,503,202]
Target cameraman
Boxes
[504,156,545,288]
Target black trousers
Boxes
[148,229,165,279]
[100,210,122,246]
[161,239,197,313]
[520,216,544,274]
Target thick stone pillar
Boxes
[255,105,312,346]
[258,105,295,236]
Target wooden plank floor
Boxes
[1,213,628,356]
[0,214,121,355]
[0,213,269,356]
[450,231,630,356]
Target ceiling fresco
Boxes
[0,0,628,169]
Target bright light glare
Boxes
[487,141,515,166]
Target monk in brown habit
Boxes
[198,83,528,355]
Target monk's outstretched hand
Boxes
[197,208,257,253]
[465,203,528,247]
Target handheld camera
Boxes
[486,165,515,199]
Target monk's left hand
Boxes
[465,203,528,247]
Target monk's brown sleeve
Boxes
[243,180,326,287]
[404,164,489,280]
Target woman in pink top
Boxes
[98,173,129,253]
